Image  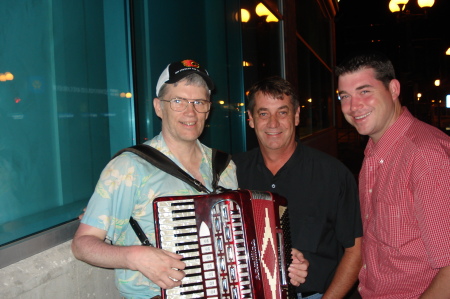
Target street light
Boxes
[389,0,435,13]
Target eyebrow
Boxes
[256,105,290,113]
[338,84,373,96]
[356,84,372,91]
[173,96,207,101]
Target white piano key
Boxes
[159,218,196,225]
[181,275,203,283]
[184,259,201,267]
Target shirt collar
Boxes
[365,107,414,157]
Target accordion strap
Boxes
[113,144,231,193]
[112,143,231,246]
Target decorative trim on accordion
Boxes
[153,189,293,299]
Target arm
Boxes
[288,248,309,286]
[322,237,362,299]
[420,265,450,298]
[71,223,186,289]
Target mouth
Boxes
[180,121,196,126]
[266,131,281,136]
[354,111,371,120]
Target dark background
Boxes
[335,0,450,124]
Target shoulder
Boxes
[299,143,349,169]
[405,119,450,159]
[232,147,259,167]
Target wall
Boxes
[0,241,120,299]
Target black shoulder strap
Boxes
[112,143,231,246]
[211,148,232,193]
[113,144,210,193]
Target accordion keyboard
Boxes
[156,198,252,299]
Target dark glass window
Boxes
[0,1,134,246]
[297,41,333,137]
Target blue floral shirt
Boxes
[81,133,238,298]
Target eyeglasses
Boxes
[160,97,211,113]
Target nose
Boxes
[184,101,196,114]
[350,96,364,112]
[267,114,279,127]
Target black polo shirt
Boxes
[233,141,362,294]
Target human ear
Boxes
[153,98,163,118]
[248,110,255,128]
[295,106,300,126]
[389,79,401,100]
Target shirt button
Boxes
[379,159,384,164]
[271,184,276,188]
[358,287,362,292]
[369,189,372,193]
[365,214,369,219]
[363,264,367,269]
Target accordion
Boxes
[153,189,293,299]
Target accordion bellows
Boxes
[154,189,294,299]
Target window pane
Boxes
[297,41,333,137]
[0,0,134,245]
[131,0,246,154]
[296,0,332,66]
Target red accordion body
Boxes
[153,189,292,299]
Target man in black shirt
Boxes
[233,77,362,299]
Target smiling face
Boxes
[338,68,402,143]
[153,81,209,146]
[248,91,299,152]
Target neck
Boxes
[162,133,204,183]
[163,136,200,163]
[260,140,297,175]
[372,104,404,144]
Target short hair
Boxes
[335,51,396,88]
[246,76,299,114]
[158,73,210,99]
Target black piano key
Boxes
[181,256,200,261]
[173,224,197,230]
[172,208,195,214]
[180,282,203,288]
[170,202,194,206]
[174,232,197,237]
[172,216,196,221]
[185,272,201,278]
[180,288,205,296]
[176,248,199,254]
[175,241,198,247]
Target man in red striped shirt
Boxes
[336,51,450,299]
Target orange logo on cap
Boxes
[181,60,200,68]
